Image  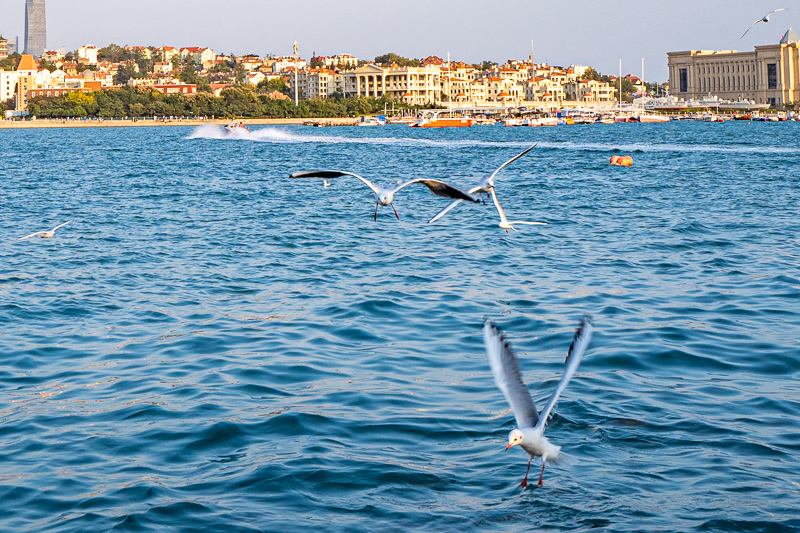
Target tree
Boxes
[374,53,419,67]
[583,67,601,81]
[179,65,199,85]
[113,61,139,86]
[257,77,289,94]
[233,64,247,84]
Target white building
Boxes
[0,69,21,103]
[78,45,98,65]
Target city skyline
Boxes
[1,0,798,81]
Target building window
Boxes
[679,68,688,93]
[767,63,777,89]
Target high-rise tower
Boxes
[24,0,46,58]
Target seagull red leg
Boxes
[537,460,546,487]
[520,456,533,488]
[391,203,399,219]
[374,202,379,221]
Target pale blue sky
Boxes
[1,0,797,81]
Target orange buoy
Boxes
[619,155,633,166]
[610,155,621,165]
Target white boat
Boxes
[637,112,670,123]
[717,99,771,111]
[356,115,386,126]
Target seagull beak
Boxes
[505,443,515,451]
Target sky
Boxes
[1,0,798,81]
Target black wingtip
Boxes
[566,314,593,362]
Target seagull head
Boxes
[505,428,524,450]
[378,192,394,206]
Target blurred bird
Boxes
[741,8,788,38]
[18,220,72,241]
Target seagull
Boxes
[428,144,537,224]
[489,186,547,233]
[289,170,478,220]
[484,315,593,488]
[323,179,331,188]
[18,220,72,241]
[741,8,788,38]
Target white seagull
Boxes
[741,8,788,38]
[489,186,547,233]
[18,220,72,241]
[428,144,538,224]
[484,315,593,488]
[289,170,478,220]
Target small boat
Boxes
[638,113,670,123]
[356,115,386,126]
[410,111,472,128]
[222,121,251,134]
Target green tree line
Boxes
[26,85,404,119]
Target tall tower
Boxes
[24,0,47,58]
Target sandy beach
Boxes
[0,117,359,129]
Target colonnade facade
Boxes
[668,37,800,107]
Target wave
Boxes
[187,125,800,155]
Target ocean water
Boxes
[1,121,799,532]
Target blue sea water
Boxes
[1,121,799,532]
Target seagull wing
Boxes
[290,170,381,196]
[51,220,72,232]
[486,143,538,185]
[490,187,510,226]
[394,179,478,202]
[507,220,548,226]
[483,318,540,429]
[741,20,761,38]
[18,231,45,241]
[533,316,594,433]
[427,183,486,224]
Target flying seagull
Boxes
[428,144,537,224]
[289,170,478,220]
[484,315,593,488]
[741,8,788,38]
[18,220,72,241]
[489,186,547,232]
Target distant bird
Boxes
[489,187,547,232]
[484,316,593,488]
[428,144,537,224]
[289,170,478,220]
[741,8,788,38]
[323,179,331,188]
[18,220,72,241]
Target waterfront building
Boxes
[15,54,39,110]
[668,28,800,107]
[24,0,47,58]
[1,68,21,103]
[564,78,616,103]
[338,63,442,105]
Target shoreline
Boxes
[0,117,358,129]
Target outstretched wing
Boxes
[533,316,594,432]
[507,220,548,226]
[51,220,72,232]
[483,318,539,429]
[395,179,478,202]
[486,143,538,185]
[18,231,45,241]
[741,20,760,38]
[290,170,380,196]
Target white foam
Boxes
[187,125,800,155]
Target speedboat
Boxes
[222,122,251,134]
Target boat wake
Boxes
[187,125,799,155]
